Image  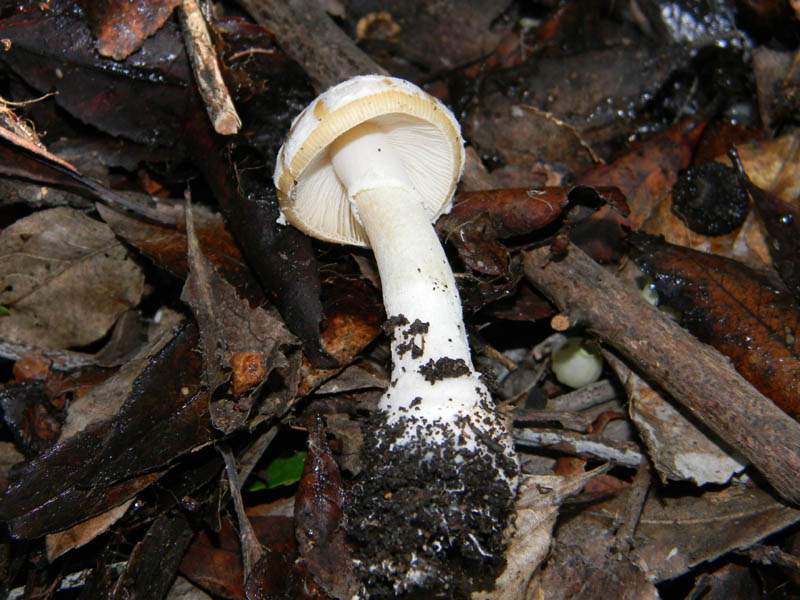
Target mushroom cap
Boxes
[273,75,465,247]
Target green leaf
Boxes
[0,306,9,317]
[247,450,307,491]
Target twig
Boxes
[514,427,643,467]
[612,459,652,552]
[546,379,620,412]
[220,445,262,580]
[524,243,800,505]
[178,0,241,135]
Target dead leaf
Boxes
[111,512,196,600]
[737,135,800,298]
[298,271,384,396]
[474,467,611,600]
[180,515,296,599]
[46,498,136,562]
[536,484,799,597]
[465,46,696,182]
[0,322,214,538]
[578,118,705,229]
[294,420,357,599]
[57,308,184,441]
[0,207,144,350]
[181,203,298,433]
[343,0,507,78]
[632,485,800,582]
[610,357,747,486]
[436,187,571,276]
[87,0,182,61]
[631,232,800,419]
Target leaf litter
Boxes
[0,1,799,599]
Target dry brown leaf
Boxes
[613,359,747,486]
[541,484,800,592]
[633,485,800,582]
[46,498,136,561]
[0,207,144,349]
[473,467,611,600]
[181,204,298,433]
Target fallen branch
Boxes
[524,243,800,505]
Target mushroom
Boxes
[274,75,518,594]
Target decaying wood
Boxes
[178,0,241,135]
[235,0,386,92]
[524,243,800,505]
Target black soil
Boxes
[347,413,518,599]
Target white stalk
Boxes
[330,122,513,457]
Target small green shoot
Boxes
[247,450,307,492]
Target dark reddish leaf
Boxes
[0,4,191,147]
[436,187,571,276]
[742,164,800,299]
[111,512,195,600]
[631,233,800,419]
[85,0,182,61]
[488,281,556,322]
[181,516,296,599]
[0,322,216,538]
[578,118,705,229]
[0,381,63,457]
[437,186,627,276]
[294,420,357,599]
[244,550,331,600]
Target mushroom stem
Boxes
[329,120,518,593]
[330,122,485,428]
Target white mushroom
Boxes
[274,75,518,594]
